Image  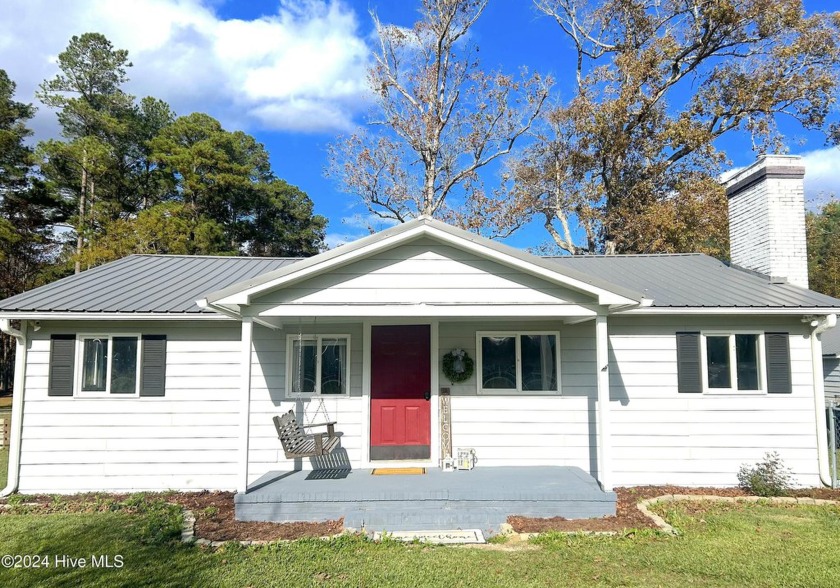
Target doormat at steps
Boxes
[371,467,426,475]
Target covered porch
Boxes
[234,465,617,533]
[196,219,648,497]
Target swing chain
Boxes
[295,317,333,426]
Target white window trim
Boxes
[285,334,351,398]
[476,331,561,396]
[74,333,142,398]
[700,331,766,395]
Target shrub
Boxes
[737,451,793,496]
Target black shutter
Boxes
[140,335,167,397]
[765,332,792,394]
[676,332,702,393]
[48,335,75,397]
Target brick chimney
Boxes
[724,154,808,289]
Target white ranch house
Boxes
[0,155,838,525]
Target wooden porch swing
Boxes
[273,319,341,459]
[273,410,339,459]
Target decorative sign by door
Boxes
[439,387,452,466]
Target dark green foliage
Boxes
[0,70,64,392]
[35,33,327,270]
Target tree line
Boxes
[0,33,327,391]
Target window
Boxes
[477,332,559,394]
[701,332,764,393]
[287,335,350,396]
[75,335,141,396]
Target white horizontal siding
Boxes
[252,239,592,307]
[441,321,595,470]
[247,322,365,483]
[823,357,840,398]
[17,309,823,492]
[608,316,821,487]
[18,321,241,493]
[440,316,822,487]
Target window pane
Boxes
[736,334,760,390]
[320,338,347,395]
[110,337,138,394]
[706,336,731,388]
[482,336,516,389]
[291,339,316,394]
[521,335,557,391]
[82,338,108,391]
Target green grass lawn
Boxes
[1,498,839,587]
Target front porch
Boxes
[234,466,617,534]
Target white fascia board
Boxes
[255,303,598,318]
[0,312,230,321]
[215,223,640,308]
[619,307,840,316]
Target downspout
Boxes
[0,319,27,497]
[805,314,836,487]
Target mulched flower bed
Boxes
[508,485,840,534]
[168,491,343,541]
[4,485,839,541]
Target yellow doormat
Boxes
[371,467,426,476]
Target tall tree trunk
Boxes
[86,177,95,271]
[75,154,88,274]
[422,155,436,215]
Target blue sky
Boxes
[1,0,838,250]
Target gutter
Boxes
[0,319,27,497]
[804,314,837,487]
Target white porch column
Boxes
[238,317,254,494]
[595,314,612,491]
[1,320,27,496]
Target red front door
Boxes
[370,325,431,460]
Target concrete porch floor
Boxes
[235,466,617,535]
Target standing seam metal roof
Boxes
[546,254,840,308]
[0,255,301,314]
[1,252,839,314]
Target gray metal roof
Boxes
[547,253,840,308]
[0,255,300,314]
[822,327,840,357]
[1,247,839,316]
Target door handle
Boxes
[424,390,431,401]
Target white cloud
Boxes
[798,147,840,206]
[0,0,372,137]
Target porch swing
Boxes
[273,320,341,459]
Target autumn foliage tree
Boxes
[328,0,550,228]
[807,200,840,298]
[504,0,840,255]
